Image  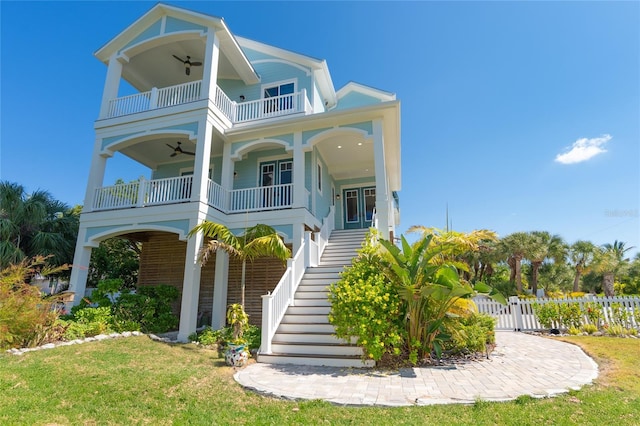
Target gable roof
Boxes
[94,3,259,85]
[236,36,337,109]
[336,82,396,102]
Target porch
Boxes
[91,175,308,213]
[103,80,312,124]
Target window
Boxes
[317,162,322,193]
[263,81,295,113]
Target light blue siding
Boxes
[335,92,382,110]
[121,19,162,52]
[101,132,144,150]
[314,149,333,219]
[85,219,190,242]
[165,17,206,34]
[302,127,331,144]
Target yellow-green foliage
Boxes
[0,257,66,349]
[328,240,404,361]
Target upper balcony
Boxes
[102,80,312,125]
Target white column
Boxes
[220,142,234,210]
[372,119,390,239]
[211,251,229,329]
[177,215,206,342]
[67,228,93,307]
[292,223,304,255]
[201,30,220,101]
[83,144,109,212]
[292,132,306,208]
[99,54,123,118]
[191,118,214,204]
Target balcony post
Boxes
[191,119,214,204]
[149,87,159,109]
[136,177,146,207]
[201,29,220,102]
[99,54,123,119]
[177,215,205,342]
[292,131,306,208]
[373,119,390,238]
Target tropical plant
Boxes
[378,232,505,361]
[88,237,141,288]
[568,240,596,292]
[0,181,79,270]
[592,241,634,296]
[0,256,69,349]
[526,231,567,295]
[499,232,534,293]
[328,234,404,361]
[225,303,250,345]
[187,222,290,307]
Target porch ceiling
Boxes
[316,133,374,181]
[123,40,239,92]
[119,136,223,170]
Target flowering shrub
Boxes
[328,238,404,361]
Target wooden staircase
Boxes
[258,228,374,367]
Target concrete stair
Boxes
[258,228,374,368]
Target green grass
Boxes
[1,336,638,425]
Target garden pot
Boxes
[224,343,249,367]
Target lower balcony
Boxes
[92,176,306,214]
[104,80,312,124]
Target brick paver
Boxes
[234,331,599,406]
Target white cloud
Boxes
[554,134,612,164]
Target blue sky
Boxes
[1,1,638,256]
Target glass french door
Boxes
[260,160,293,208]
[343,186,376,229]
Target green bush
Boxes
[112,285,179,333]
[445,313,496,354]
[328,238,404,361]
[559,303,583,329]
[533,302,561,329]
[62,306,114,340]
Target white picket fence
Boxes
[474,295,640,331]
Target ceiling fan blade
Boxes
[191,61,202,66]
[170,152,178,157]
[166,143,176,150]
[183,150,196,156]
[185,68,191,76]
[172,54,185,63]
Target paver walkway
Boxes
[234,331,598,406]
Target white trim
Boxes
[231,138,292,160]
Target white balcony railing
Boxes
[105,82,311,123]
[92,177,297,213]
[105,81,202,119]
[93,176,193,211]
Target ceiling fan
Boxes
[172,55,202,75]
[166,142,195,157]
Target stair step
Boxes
[294,291,329,300]
[280,314,329,324]
[270,342,362,356]
[272,332,349,344]
[286,305,330,315]
[257,353,374,368]
[292,298,331,307]
[277,323,334,333]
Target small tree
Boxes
[187,222,290,307]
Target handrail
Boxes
[259,206,336,354]
[261,243,305,354]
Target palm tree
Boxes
[187,222,290,307]
[594,240,634,297]
[499,232,534,293]
[0,181,78,269]
[568,240,596,292]
[527,232,567,295]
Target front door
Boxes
[343,186,376,229]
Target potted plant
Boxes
[223,304,250,367]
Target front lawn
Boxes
[1,336,638,425]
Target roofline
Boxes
[336,81,396,102]
[236,36,337,107]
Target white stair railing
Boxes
[261,243,305,354]
[260,207,335,354]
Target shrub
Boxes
[567,326,581,335]
[559,303,583,329]
[62,306,115,340]
[0,257,67,349]
[583,302,602,326]
[445,313,496,354]
[581,323,598,334]
[533,303,561,329]
[111,284,179,333]
[328,237,404,361]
